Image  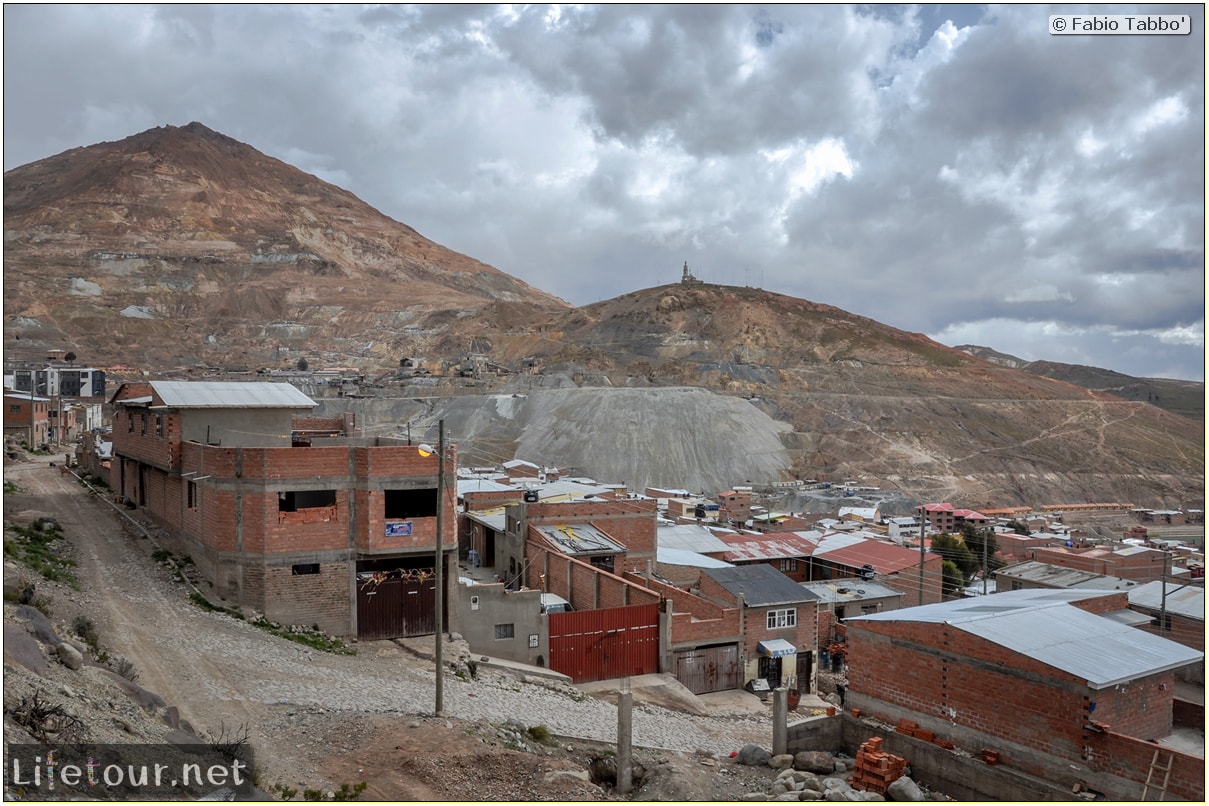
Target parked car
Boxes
[539,593,573,614]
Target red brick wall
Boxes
[1068,591,1128,614]
[744,602,818,657]
[111,408,180,470]
[626,572,741,645]
[261,560,352,635]
[877,560,946,605]
[463,489,524,511]
[817,608,835,649]
[847,618,1184,778]
[523,499,657,567]
[528,543,659,611]
[1082,725,1203,801]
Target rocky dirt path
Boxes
[5,459,782,798]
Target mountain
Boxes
[955,346,1204,422]
[3,122,571,370]
[4,124,1203,509]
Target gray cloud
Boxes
[3,4,1203,380]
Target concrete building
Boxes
[845,589,1204,801]
[993,560,1138,592]
[107,381,455,639]
[699,564,820,694]
[3,391,50,447]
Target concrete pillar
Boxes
[617,690,633,795]
[772,686,788,756]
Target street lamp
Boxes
[417,419,447,715]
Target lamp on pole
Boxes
[418,419,447,715]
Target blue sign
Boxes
[385,521,413,537]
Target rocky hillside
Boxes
[3,122,570,370]
[956,345,1204,422]
[375,284,1203,509]
[3,124,1203,509]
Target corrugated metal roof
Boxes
[456,478,516,496]
[718,531,815,562]
[995,560,1134,589]
[703,564,820,607]
[657,524,732,554]
[816,538,935,574]
[801,580,903,605]
[1129,581,1205,621]
[534,524,626,556]
[150,381,315,409]
[657,547,733,568]
[849,589,1203,688]
[464,511,506,532]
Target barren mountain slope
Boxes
[3,122,570,369]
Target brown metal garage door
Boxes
[356,574,435,640]
[674,644,740,694]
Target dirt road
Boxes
[4,459,782,799]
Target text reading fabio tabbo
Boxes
[1050,14,1192,35]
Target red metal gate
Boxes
[673,644,740,694]
[356,575,435,640]
[547,603,659,683]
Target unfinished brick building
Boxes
[108,381,455,639]
[844,588,1204,801]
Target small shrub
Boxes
[526,724,556,746]
[152,548,172,563]
[71,615,99,647]
[332,782,368,801]
[111,656,140,682]
[11,690,83,742]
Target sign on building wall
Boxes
[385,521,413,536]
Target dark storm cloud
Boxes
[2,4,1203,380]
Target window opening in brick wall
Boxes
[494,623,515,640]
[156,414,163,437]
[278,490,337,512]
[767,608,797,629]
[384,488,438,519]
[292,563,321,575]
[128,412,134,432]
[140,411,148,435]
[779,558,798,572]
[187,481,197,509]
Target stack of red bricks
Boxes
[850,737,907,794]
[897,718,956,750]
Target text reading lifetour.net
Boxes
[7,743,255,799]
[1050,14,1192,35]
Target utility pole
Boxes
[982,529,988,596]
[1159,549,1170,636]
[918,507,925,606]
[434,419,446,715]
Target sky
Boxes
[3,4,1205,381]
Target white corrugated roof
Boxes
[850,589,1203,688]
[1128,581,1205,621]
[658,524,732,554]
[150,381,315,409]
[657,547,733,568]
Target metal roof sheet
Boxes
[150,381,315,409]
[702,564,820,607]
[657,524,732,554]
[657,547,733,568]
[849,589,1203,688]
[533,524,627,556]
[801,580,904,604]
[995,560,1133,589]
[464,511,506,532]
[718,531,815,562]
[1128,581,1205,621]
